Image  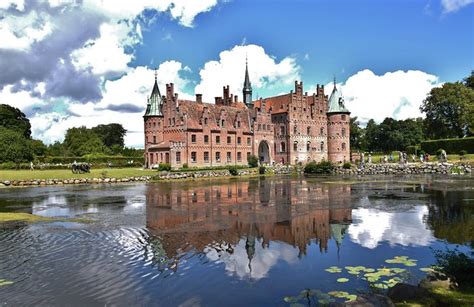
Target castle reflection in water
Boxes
[146,178,352,264]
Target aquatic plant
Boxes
[385,255,417,266]
[0,279,14,286]
[336,278,349,283]
[325,266,342,273]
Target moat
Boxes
[0,175,472,306]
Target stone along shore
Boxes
[334,162,472,175]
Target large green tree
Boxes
[0,127,33,163]
[0,104,31,138]
[91,123,127,149]
[464,70,474,90]
[64,126,105,156]
[350,116,364,150]
[420,82,474,139]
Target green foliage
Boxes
[29,139,47,157]
[464,70,474,90]
[350,116,363,150]
[406,145,419,155]
[0,127,33,164]
[434,248,474,290]
[228,165,239,176]
[342,162,352,169]
[304,160,334,174]
[182,163,189,170]
[368,117,425,152]
[420,82,474,138]
[47,141,66,156]
[0,104,31,138]
[91,123,127,149]
[64,126,106,156]
[459,150,467,156]
[158,163,171,171]
[258,165,266,174]
[421,137,474,154]
[247,154,258,167]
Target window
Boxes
[216,152,221,162]
[342,128,346,137]
[258,124,261,130]
[176,152,181,163]
[191,134,196,143]
[321,141,324,151]
[153,136,156,144]
[216,135,220,144]
[307,142,311,152]
[237,152,242,161]
[172,118,175,125]
[146,136,149,144]
[247,137,251,145]
[267,124,271,131]
[227,152,232,162]
[237,121,241,128]
[293,142,298,151]
[204,118,208,125]
[204,135,209,143]
[153,122,156,127]
[342,115,346,120]
[293,125,297,134]
[237,137,241,144]
[204,151,209,162]
[191,152,197,163]
[280,126,285,135]
[247,152,251,160]
[307,126,311,135]
[320,127,324,136]
[281,142,286,152]
[342,143,346,150]
[227,136,231,144]
[221,119,225,127]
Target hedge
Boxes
[421,137,474,155]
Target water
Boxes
[0,175,472,306]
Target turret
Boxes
[144,69,164,118]
[243,57,253,109]
[326,77,350,163]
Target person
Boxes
[360,152,365,165]
[383,155,388,163]
[389,153,393,162]
[403,152,407,164]
[420,154,424,163]
[368,154,372,164]
[411,154,416,163]
[30,161,34,171]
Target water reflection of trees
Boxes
[145,178,353,270]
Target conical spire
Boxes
[144,68,164,117]
[243,56,253,107]
[151,68,161,98]
[327,76,350,114]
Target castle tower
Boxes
[144,69,164,168]
[243,57,253,109]
[326,78,350,163]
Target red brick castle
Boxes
[144,62,350,168]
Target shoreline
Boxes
[0,162,471,188]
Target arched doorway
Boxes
[258,141,270,164]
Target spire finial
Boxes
[154,68,158,82]
[333,75,336,87]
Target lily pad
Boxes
[328,291,350,298]
[337,278,349,283]
[346,294,357,302]
[372,283,389,289]
[325,266,342,273]
[0,279,14,286]
[284,296,298,303]
[420,267,434,273]
[385,256,417,267]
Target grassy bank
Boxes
[0,168,155,181]
[395,287,474,306]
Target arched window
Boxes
[293,141,298,151]
[342,143,346,150]
[281,142,286,152]
[204,118,208,125]
[320,141,324,151]
[307,126,310,135]
[306,141,311,151]
[342,128,346,137]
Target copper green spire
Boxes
[327,77,350,114]
[243,56,253,108]
[144,68,164,117]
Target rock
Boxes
[387,283,430,302]
[338,293,395,306]
[3,180,10,186]
[419,271,457,290]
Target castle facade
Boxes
[144,63,350,169]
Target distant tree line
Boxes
[351,71,474,153]
[0,104,142,164]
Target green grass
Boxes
[395,287,474,307]
[0,168,156,181]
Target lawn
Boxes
[0,168,156,181]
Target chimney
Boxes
[234,95,238,103]
[196,94,202,104]
[166,83,175,98]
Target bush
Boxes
[182,163,189,170]
[259,166,266,174]
[228,166,239,176]
[406,145,420,155]
[434,248,474,290]
[158,163,171,171]
[304,160,335,174]
[248,154,259,167]
[459,150,467,156]
[342,162,352,169]
[421,137,474,154]
[436,148,445,157]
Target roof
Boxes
[144,79,164,117]
[327,84,350,114]
[243,61,252,92]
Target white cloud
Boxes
[195,44,301,103]
[0,0,25,11]
[330,69,441,124]
[441,0,474,13]
[349,206,434,249]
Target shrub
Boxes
[434,248,474,290]
[436,148,445,157]
[459,150,467,156]
[259,166,266,174]
[406,145,420,155]
[228,166,239,176]
[421,137,474,154]
[158,163,171,171]
[304,160,334,174]
[248,154,259,167]
[342,162,352,169]
[182,163,189,170]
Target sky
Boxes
[1,0,473,147]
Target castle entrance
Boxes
[258,141,270,164]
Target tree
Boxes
[91,123,127,149]
[363,119,379,151]
[47,141,66,156]
[64,126,105,156]
[420,82,474,139]
[29,139,47,157]
[350,117,363,150]
[464,70,474,90]
[0,127,33,164]
[0,104,31,138]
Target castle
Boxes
[144,62,350,169]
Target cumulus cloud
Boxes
[195,44,301,103]
[329,69,441,124]
[441,0,474,13]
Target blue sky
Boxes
[0,0,473,146]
